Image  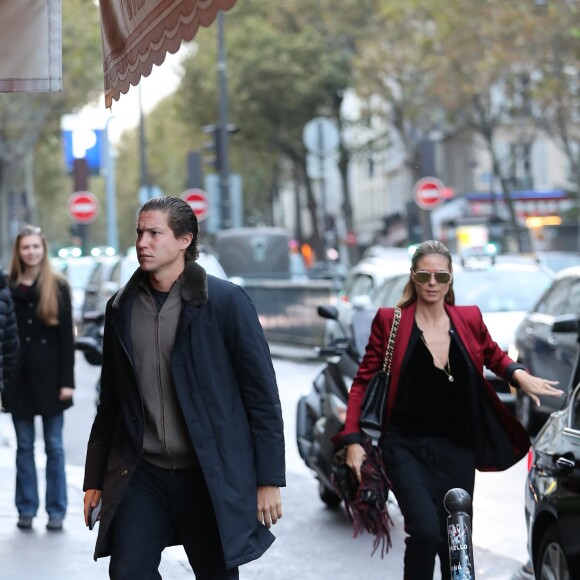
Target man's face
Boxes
[136,210,191,276]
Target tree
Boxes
[173,0,370,259]
[353,0,554,251]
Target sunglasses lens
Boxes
[413,272,431,284]
[435,272,451,283]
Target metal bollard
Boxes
[444,488,475,580]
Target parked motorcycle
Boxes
[75,310,104,405]
[296,304,366,507]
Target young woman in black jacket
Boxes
[5,225,75,532]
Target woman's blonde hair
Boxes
[8,225,66,326]
[397,240,455,308]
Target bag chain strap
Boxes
[382,307,401,372]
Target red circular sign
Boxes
[181,189,209,221]
[68,191,99,224]
[413,177,445,210]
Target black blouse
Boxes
[389,322,474,448]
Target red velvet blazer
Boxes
[340,302,531,471]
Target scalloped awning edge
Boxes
[100,0,237,108]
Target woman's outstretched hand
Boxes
[514,369,564,406]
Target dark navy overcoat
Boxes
[83,261,286,568]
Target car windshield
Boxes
[62,259,96,290]
[453,268,552,312]
[540,253,580,273]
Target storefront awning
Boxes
[99,0,237,108]
[0,0,62,92]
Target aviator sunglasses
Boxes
[412,270,452,284]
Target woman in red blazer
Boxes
[340,240,563,580]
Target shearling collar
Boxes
[112,260,208,309]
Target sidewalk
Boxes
[0,414,193,579]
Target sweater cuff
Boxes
[340,432,365,446]
[507,363,527,387]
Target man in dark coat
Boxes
[0,267,18,404]
[83,197,285,579]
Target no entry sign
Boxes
[181,189,209,222]
[413,177,446,211]
[68,191,99,224]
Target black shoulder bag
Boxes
[359,306,401,445]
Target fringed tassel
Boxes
[342,441,394,558]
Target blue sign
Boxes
[62,128,104,174]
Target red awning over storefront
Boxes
[99,0,237,108]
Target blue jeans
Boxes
[12,414,67,518]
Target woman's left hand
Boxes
[59,387,74,401]
[514,370,564,406]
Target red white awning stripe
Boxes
[99,0,237,108]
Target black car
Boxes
[524,325,580,579]
[513,266,580,434]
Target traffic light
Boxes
[202,124,239,172]
[202,124,221,171]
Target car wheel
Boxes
[536,524,570,580]
[516,392,542,436]
[319,481,341,509]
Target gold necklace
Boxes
[420,334,454,383]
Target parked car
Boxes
[81,255,120,318]
[513,266,580,434]
[355,260,553,410]
[325,254,410,342]
[524,325,580,579]
[55,255,98,327]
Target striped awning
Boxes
[99,0,237,108]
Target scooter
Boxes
[296,304,363,507]
[75,310,104,406]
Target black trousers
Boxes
[382,430,475,580]
[109,459,239,580]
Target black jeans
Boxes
[109,459,239,580]
[382,430,475,580]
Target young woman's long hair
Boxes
[8,225,65,326]
[397,240,456,308]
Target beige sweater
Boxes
[131,280,198,469]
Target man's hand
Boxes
[83,489,102,526]
[257,486,282,529]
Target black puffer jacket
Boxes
[0,269,19,393]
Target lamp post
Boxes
[217,10,231,229]
[103,116,118,251]
[138,83,151,205]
